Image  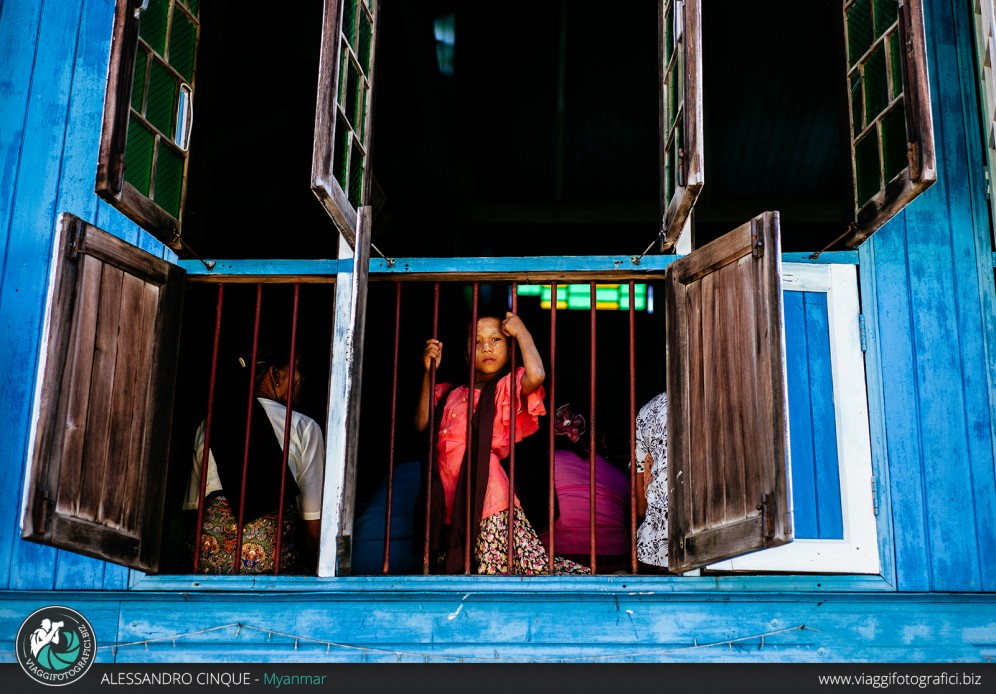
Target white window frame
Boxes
[708,263,880,574]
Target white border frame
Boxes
[708,263,880,574]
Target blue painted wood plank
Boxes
[949,0,996,593]
[0,0,45,594]
[904,0,984,591]
[179,254,855,279]
[781,251,859,265]
[804,292,842,540]
[865,217,930,592]
[0,0,88,592]
[784,292,818,538]
[857,244,898,588]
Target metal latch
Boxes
[751,221,764,258]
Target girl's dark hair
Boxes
[249,346,293,389]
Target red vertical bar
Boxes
[193,284,225,574]
[464,284,479,575]
[547,283,557,575]
[383,283,402,574]
[589,281,597,575]
[234,284,264,573]
[274,284,300,574]
[506,284,518,573]
[423,283,440,575]
[629,281,638,574]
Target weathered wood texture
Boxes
[858,0,996,592]
[311,0,380,249]
[844,0,937,246]
[319,209,371,577]
[660,0,703,250]
[21,215,184,572]
[667,212,791,572]
[94,0,185,251]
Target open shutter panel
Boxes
[318,208,371,577]
[312,0,380,249]
[22,214,184,572]
[96,0,201,253]
[659,0,703,250]
[841,0,935,246]
[665,211,792,573]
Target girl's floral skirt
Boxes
[195,494,300,574]
[475,506,590,575]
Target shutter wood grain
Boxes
[22,213,184,571]
[666,211,792,573]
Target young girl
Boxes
[415,310,589,575]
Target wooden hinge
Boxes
[859,313,867,352]
[66,217,84,260]
[871,476,880,516]
[751,221,764,258]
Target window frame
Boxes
[707,263,880,575]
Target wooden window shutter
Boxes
[319,207,371,577]
[22,214,184,572]
[659,0,703,250]
[96,0,201,253]
[840,0,935,246]
[312,0,380,249]
[665,211,792,573]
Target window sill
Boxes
[129,573,896,594]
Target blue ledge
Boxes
[179,252,859,279]
[126,573,895,595]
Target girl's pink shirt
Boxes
[434,367,546,523]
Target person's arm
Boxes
[415,339,442,432]
[636,453,653,521]
[501,312,545,394]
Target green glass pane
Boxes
[333,116,349,189]
[873,0,898,35]
[131,48,149,113]
[342,0,358,48]
[358,8,373,76]
[668,66,679,128]
[850,74,863,134]
[338,42,350,105]
[123,119,155,196]
[567,295,590,310]
[880,101,908,183]
[518,285,542,296]
[864,44,889,124]
[847,0,873,68]
[854,129,881,208]
[889,31,904,99]
[346,59,360,130]
[153,141,184,218]
[187,0,199,17]
[348,141,364,208]
[138,0,170,55]
[355,82,367,141]
[168,8,198,82]
[665,140,675,203]
[146,59,177,136]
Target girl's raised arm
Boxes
[501,312,545,394]
[415,339,442,432]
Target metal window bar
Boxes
[629,281,638,574]
[422,283,440,575]
[589,281,597,575]
[192,284,225,574]
[383,282,401,574]
[464,285,479,575]
[547,282,558,574]
[192,281,309,576]
[506,284,518,573]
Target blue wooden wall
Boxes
[859,0,996,593]
[0,0,995,664]
[0,0,169,592]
